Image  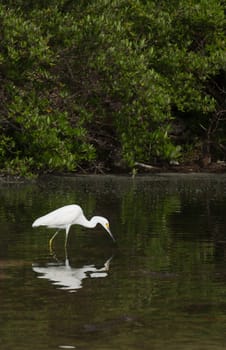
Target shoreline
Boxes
[0,161,226,184]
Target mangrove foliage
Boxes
[0,0,225,175]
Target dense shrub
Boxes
[0,0,225,175]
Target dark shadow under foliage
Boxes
[0,0,225,176]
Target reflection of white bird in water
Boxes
[32,256,113,292]
[32,204,115,250]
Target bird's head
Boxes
[97,217,115,242]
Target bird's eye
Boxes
[105,223,109,229]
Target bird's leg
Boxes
[64,226,70,253]
[49,229,60,253]
[64,231,69,250]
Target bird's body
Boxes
[33,205,84,230]
[32,204,115,250]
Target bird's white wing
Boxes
[32,204,82,228]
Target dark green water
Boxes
[1,174,226,350]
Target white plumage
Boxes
[32,204,115,249]
[33,205,83,229]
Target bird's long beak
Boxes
[108,229,116,242]
[105,224,116,242]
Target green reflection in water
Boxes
[1,175,226,350]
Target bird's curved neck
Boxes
[79,215,101,228]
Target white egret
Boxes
[32,204,115,249]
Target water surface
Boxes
[1,174,226,349]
